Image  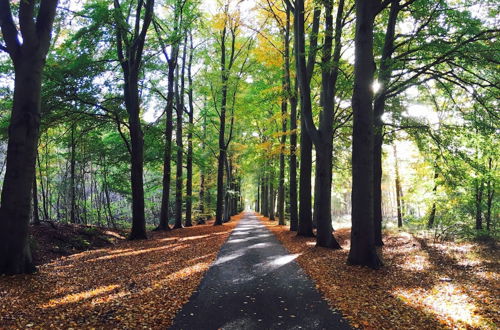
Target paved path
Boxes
[170,213,350,330]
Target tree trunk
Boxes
[0,59,44,274]
[114,0,154,240]
[125,77,147,239]
[262,169,269,217]
[33,170,41,226]
[475,179,484,230]
[185,33,195,227]
[294,1,320,238]
[373,0,399,246]
[427,170,439,229]
[37,151,49,221]
[269,172,275,221]
[256,177,260,213]
[289,80,299,231]
[286,6,299,232]
[70,124,77,224]
[158,55,178,231]
[485,157,494,231]
[215,25,229,226]
[173,40,187,230]
[394,144,404,228]
[0,0,59,274]
[278,91,287,225]
[347,0,383,269]
[278,8,291,226]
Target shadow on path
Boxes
[170,213,350,330]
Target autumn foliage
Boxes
[0,216,241,329]
[259,216,499,329]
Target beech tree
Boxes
[113,0,154,239]
[0,0,59,274]
[347,0,383,269]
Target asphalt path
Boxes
[170,213,350,330]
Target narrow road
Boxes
[170,213,350,330]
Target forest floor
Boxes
[260,216,499,329]
[29,221,128,265]
[0,215,241,329]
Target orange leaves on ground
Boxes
[259,216,499,329]
[0,215,242,329]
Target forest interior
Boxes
[0,0,498,329]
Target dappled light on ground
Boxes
[259,215,499,329]
[0,215,241,329]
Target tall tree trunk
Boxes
[70,124,77,224]
[289,82,299,231]
[485,157,494,231]
[393,144,403,228]
[185,33,195,227]
[262,168,269,217]
[214,25,229,226]
[427,170,439,229]
[475,179,484,230]
[256,177,260,213]
[287,3,298,232]
[278,8,291,226]
[114,0,155,240]
[278,89,287,225]
[126,77,147,239]
[373,0,400,246]
[33,171,40,226]
[103,161,116,229]
[37,151,49,221]
[159,59,177,231]
[295,2,321,238]
[173,39,187,230]
[269,168,275,221]
[347,0,383,269]
[223,157,232,222]
[0,0,58,274]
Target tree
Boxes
[347,0,383,269]
[290,0,320,237]
[296,0,345,248]
[0,0,59,274]
[213,2,251,225]
[113,0,154,239]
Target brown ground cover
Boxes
[0,215,241,329]
[259,215,499,329]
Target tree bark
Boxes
[427,170,439,229]
[215,24,229,226]
[70,124,77,224]
[173,39,187,230]
[295,2,320,238]
[347,0,383,269]
[157,15,180,231]
[393,144,403,228]
[373,0,400,246]
[33,170,41,226]
[475,179,484,230]
[278,7,291,227]
[185,33,195,227]
[485,157,494,231]
[114,0,155,240]
[0,0,58,275]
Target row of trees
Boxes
[0,0,249,274]
[249,0,498,268]
[0,0,498,274]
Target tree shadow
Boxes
[0,217,240,328]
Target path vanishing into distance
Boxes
[170,213,350,330]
